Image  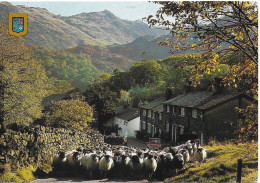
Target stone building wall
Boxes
[0,125,104,172]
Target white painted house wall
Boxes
[115,116,140,138]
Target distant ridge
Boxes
[0,2,168,50]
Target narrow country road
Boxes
[32,138,148,182]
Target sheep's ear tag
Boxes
[9,13,28,37]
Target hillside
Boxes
[64,35,173,72]
[62,10,166,45]
[0,2,168,50]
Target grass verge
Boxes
[0,163,52,182]
[165,142,258,182]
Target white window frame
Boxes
[142,121,146,130]
[181,107,185,116]
[148,110,151,118]
[159,113,162,120]
[143,109,146,116]
[192,109,197,118]
[178,125,184,135]
[166,122,169,132]
[148,124,151,133]
[167,105,170,112]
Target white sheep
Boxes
[98,154,114,178]
[195,147,207,166]
[81,153,99,178]
[179,149,190,165]
[185,142,194,157]
[144,154,157,179]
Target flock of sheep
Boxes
[52,140,207,180]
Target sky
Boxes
[11,1,162,21]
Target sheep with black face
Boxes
[80,153,100,178]
[99,153,114,178]
[195,147,207,166]
[144,154,157,179]
[129,153,144,178]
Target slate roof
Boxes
[198,93,241,109]
[116,108,139,121]
[139,97,166,110]
[163,91,214,108]
[152,105,163,113]
[163,91,243,110]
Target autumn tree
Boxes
[45,99,93,130]
[0,22,50,129]
[146,1,258,141]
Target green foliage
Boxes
[84,81,117,131]
[0,23,50,126]
[45,99,94,130]
[129,60,162,87]
[0,166,35,182]
[158,55,192,94]
[33,48,100,90]
[16,166,35,181]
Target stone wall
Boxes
[104,135,127,145]
[0,125,104,172]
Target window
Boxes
[124,121,128,126]
[148,110,151,118]
[148,124,151,133]
[179,125,184,135]
[166,122,169,132]
[167,105,170,112]
[159,113,162,120]
[142,121,146,130]
[181,107,185,116]
[192,109,197,118]
[143,109,146,116]
[152,112,155,119]
[173,106,175,113]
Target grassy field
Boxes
[165,141,258,182]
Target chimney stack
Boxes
[165,87,174,100]
[213,77,224,94]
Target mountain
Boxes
[0,2,168,50]
[64,35,173,72]
[62,10,166,45]
[108,35,172,61]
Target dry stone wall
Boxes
[0,125,104,172]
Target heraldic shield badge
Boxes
[9,14,28,37]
